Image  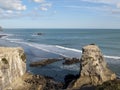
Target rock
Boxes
[63,57,80,65]
[68,44,116,89]
[0,35,7,38]
[30,58,61,67]
[0,47,63,90]
[6,72,63,90]
[37,33,42,35]
[63,74,79,89]
[96,78,120,90]
[0,47,26,90]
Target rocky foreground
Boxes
[0,45,120,90]
[0,47,26,90]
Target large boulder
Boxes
[0,47,26,90]
[68,44,116,89]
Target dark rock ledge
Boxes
[29,57,80,67]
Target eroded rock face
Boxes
[0,47,26,90]
[69,44,116,89]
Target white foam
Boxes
[0,33,13,36]
[61,64,80,71]
[0,33,13,39]
[2,37,120,60]
[24,43,70,57]
[24,42,120,60]
[6,40,81,58]
[5,38,22,42]
[55,45,82,53]
[31,34,38,37]
[104,55,120,60]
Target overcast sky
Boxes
[0,0,120,28]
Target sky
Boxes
[0,0,120,28]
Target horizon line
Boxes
[3,28,120,30]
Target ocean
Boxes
[0,29,120,81]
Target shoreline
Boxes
[0,34,7,38]
[0,37,120,82]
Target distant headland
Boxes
[0,26,3,31]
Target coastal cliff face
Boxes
[0,47,26,90]
[69,44,116,89]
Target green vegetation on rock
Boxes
[21,53,26,62]
[2,58,8,64]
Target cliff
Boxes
[0,47,26,90]
[0,47,63,90]
[0,45,118,90]
[68,44,116,89]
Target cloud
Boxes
[117,3,120,8]
[0,0,26,11]
[65,5,110,12]
[32,0,52,11]
[40,7,48,11]
[0,9,23,19]
[35,3,52,11]
[33,0,45,3]
[41,3,52,7]
[74,0,120,14]
[82,0,120,8]
[0,0,26,19]
[82,0,115,4]
[0,0,53,19]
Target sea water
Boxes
[0,29,120,81]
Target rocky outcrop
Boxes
[62,57,80,65]
[30,58,61,67]
[5,72,63,90]
[0,47,26,90]
[96,78,120,90]
[0,35,7,38]
[68,44,116,89]
[0,47,63,90]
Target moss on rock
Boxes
[2,58,8,64]
[21,53,26,63]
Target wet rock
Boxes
[68,44,116,89]
[0,35,7,38]
[30,58,61,67]
[37,33,42,35]
[63,57,80,65]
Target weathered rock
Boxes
[0,47,26,90]
[6,72,63,90]
[96,78,120,90]
[68,44,116,89]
